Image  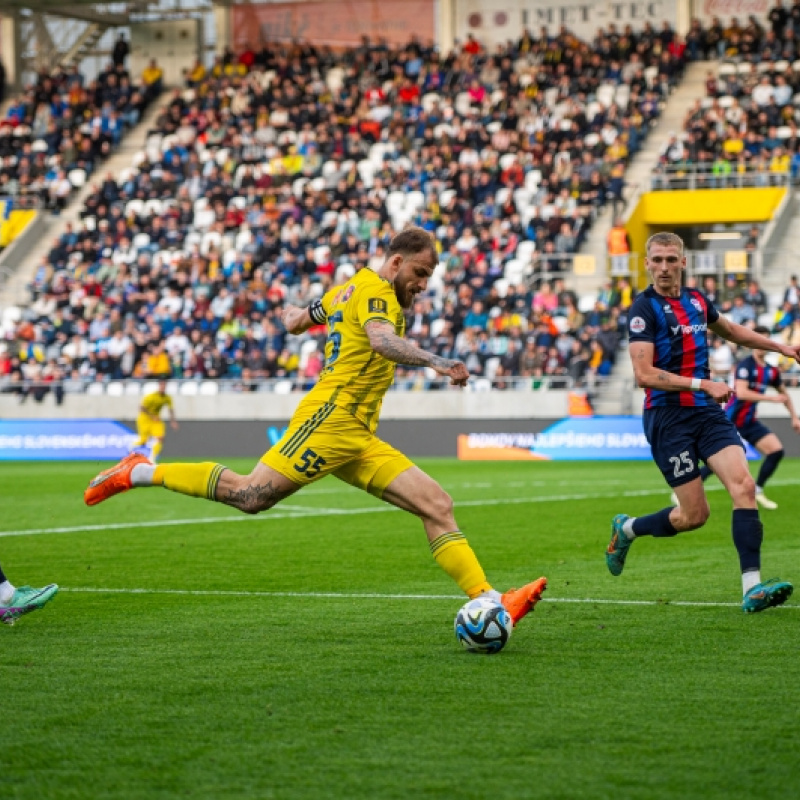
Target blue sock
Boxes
[732,508,762,573]
[756,450,783,489]
[632,507,678,537]
[699,465,713,481]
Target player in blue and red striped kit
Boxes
[605,232,800,612]
[695,326,800,510]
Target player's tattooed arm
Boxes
[281,303,316,335]
[365,320,469,385]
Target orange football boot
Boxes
[501,577,548,625]
[84,453,151,506]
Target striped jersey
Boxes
[301,267,405,433]
[627,285,719,409]
[725,355,781,427]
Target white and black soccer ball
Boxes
[454,596,513,654]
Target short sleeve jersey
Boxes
[627,285,719,409]
[140,392,173,417]
[725,355,782,427]
[303,268,405,433]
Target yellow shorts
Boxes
[261,402,413,497]
[137,413,165,441]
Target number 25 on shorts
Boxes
[294,447,327,478]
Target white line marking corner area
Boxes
[4,478,800,540]
[57,586,799,611]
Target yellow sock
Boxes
[151,439,163,461]
[153,462,226,500]
[430,532,493,598]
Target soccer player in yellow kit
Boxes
[84,228,546,626]
[132,380,179,462]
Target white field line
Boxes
[57,586,798,610]
[302,477,670,495]
[3,478,800,539]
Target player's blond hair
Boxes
[646,231,684,255]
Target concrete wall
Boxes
[0,388,572,420]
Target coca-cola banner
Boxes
[231,0,435,49]
[693,0,770,24]
[455,0,679,50]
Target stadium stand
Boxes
[0,25,690,398]
[0,61,161,211]
[653,15,800,191]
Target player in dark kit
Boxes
[692,326,800,510]
[605,232,800,612]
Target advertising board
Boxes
[457,416,760,461]
[0,420,136,460]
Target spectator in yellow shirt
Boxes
[186,60,206,87]
[142,59,164,97]
[144,342,171,378]
[770,147,790,183]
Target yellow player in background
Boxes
[133,380,178,462]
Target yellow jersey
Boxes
[303,268,405,433]
[141,391,173,417]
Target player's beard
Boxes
[395,282,416,308]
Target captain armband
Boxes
[308,299,327,325]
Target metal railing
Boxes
[0,374,580,400]
[605,249,799,286]
[649,165,792,192]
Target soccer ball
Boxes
[454,596,513,654]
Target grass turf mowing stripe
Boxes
[5,478,800,539]
[56,586,799,610]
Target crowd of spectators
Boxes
[1,23,692,397]
[0,47,162,213]
[656,4,800,188]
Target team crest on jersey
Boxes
[368,298,388,314]
[738,367,749,378]
[630,316,646,333]
[690,297,703,312]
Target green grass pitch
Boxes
[2,458,800,799]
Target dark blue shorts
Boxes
[735,419,772,447]
[643,405,744,488]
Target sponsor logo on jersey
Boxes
[671,323,707,335]
[630,316,646,333]
[368,298,388,314]
[663,304,673,313]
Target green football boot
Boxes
[0,584,59,625]
[742,578,793,613]
[606,514,633,576]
